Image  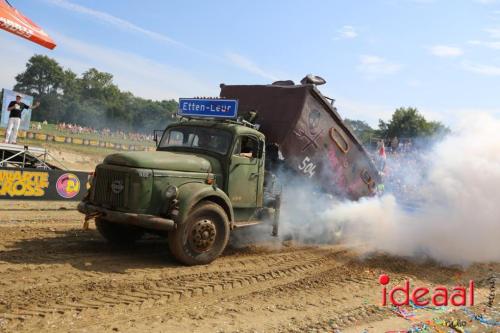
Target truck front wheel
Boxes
[168,201,230,265]
[95,218,145,245]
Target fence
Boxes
[0,128,155,151]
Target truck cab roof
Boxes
[168,118,265,141]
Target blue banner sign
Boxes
[178,98,238,119]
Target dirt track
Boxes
[0,206,498,333]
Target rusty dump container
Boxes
[220,82,380,200]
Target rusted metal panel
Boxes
[220,83,379,200]
[221,84,307,144]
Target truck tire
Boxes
[168,201,230,266]
[95,218,145,245]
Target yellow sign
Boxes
[0,170,49,197]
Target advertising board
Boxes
[0,167,90,201]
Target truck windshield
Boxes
[159,126,232,155]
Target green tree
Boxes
[79,68,115,99]
[61,69,79,98]
[378,107,448,139]
[12,56,179,133]
[14,55,65,96]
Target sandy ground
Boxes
[43,145,106,172]
[0,147,498,332]
[0,205,498,333]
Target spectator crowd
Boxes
[374,137,427,205]
[55,122,154,142]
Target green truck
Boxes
[78,77,379,265]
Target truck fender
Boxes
[176,182,234,225]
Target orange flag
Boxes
[0,0,56,49]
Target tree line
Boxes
[6,55,177,133]
[4,55,448,140]
[344,107,449,145]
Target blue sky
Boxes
[1,0,500,127]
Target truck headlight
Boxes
[165,185,178,200]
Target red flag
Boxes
[0,0,56,49]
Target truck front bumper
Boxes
[77,201,176,231]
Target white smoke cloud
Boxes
[315,113,500,265]
[235,113,499,266]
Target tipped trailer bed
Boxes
[220,83,380,199]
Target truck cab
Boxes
[78,116,280,265]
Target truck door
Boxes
[228,135,262,208]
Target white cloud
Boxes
[357,55,402,78]
[44,0,183,46]
[54,33,216,99]
[407,79,422,87]
[475,0,499,3]
[46,0,278,79]
[334,96,393,127]
[462,61,500,76]
[332,93,499,130]
[43,0,220,61]
[0,31,216,100]
[225,52,278,81]
[332,95,444,128]
[468,39,500,49]
[336,25,358,39]
[429,45,464,57]
[0,34,37,90]
[484,27,500,39]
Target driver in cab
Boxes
[239,146,253,158]
[234,137,255,158]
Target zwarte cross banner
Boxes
[0,167,90,201]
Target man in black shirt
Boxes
[4,94,40,144]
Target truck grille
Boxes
[92,167,128,209]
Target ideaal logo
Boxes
[0,170,49,197]
[379,274,475,307]
[56,173,81,199]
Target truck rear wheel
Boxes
[168,201,229,265]
[95,218,145,245]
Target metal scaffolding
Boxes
[0,143,65,170]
